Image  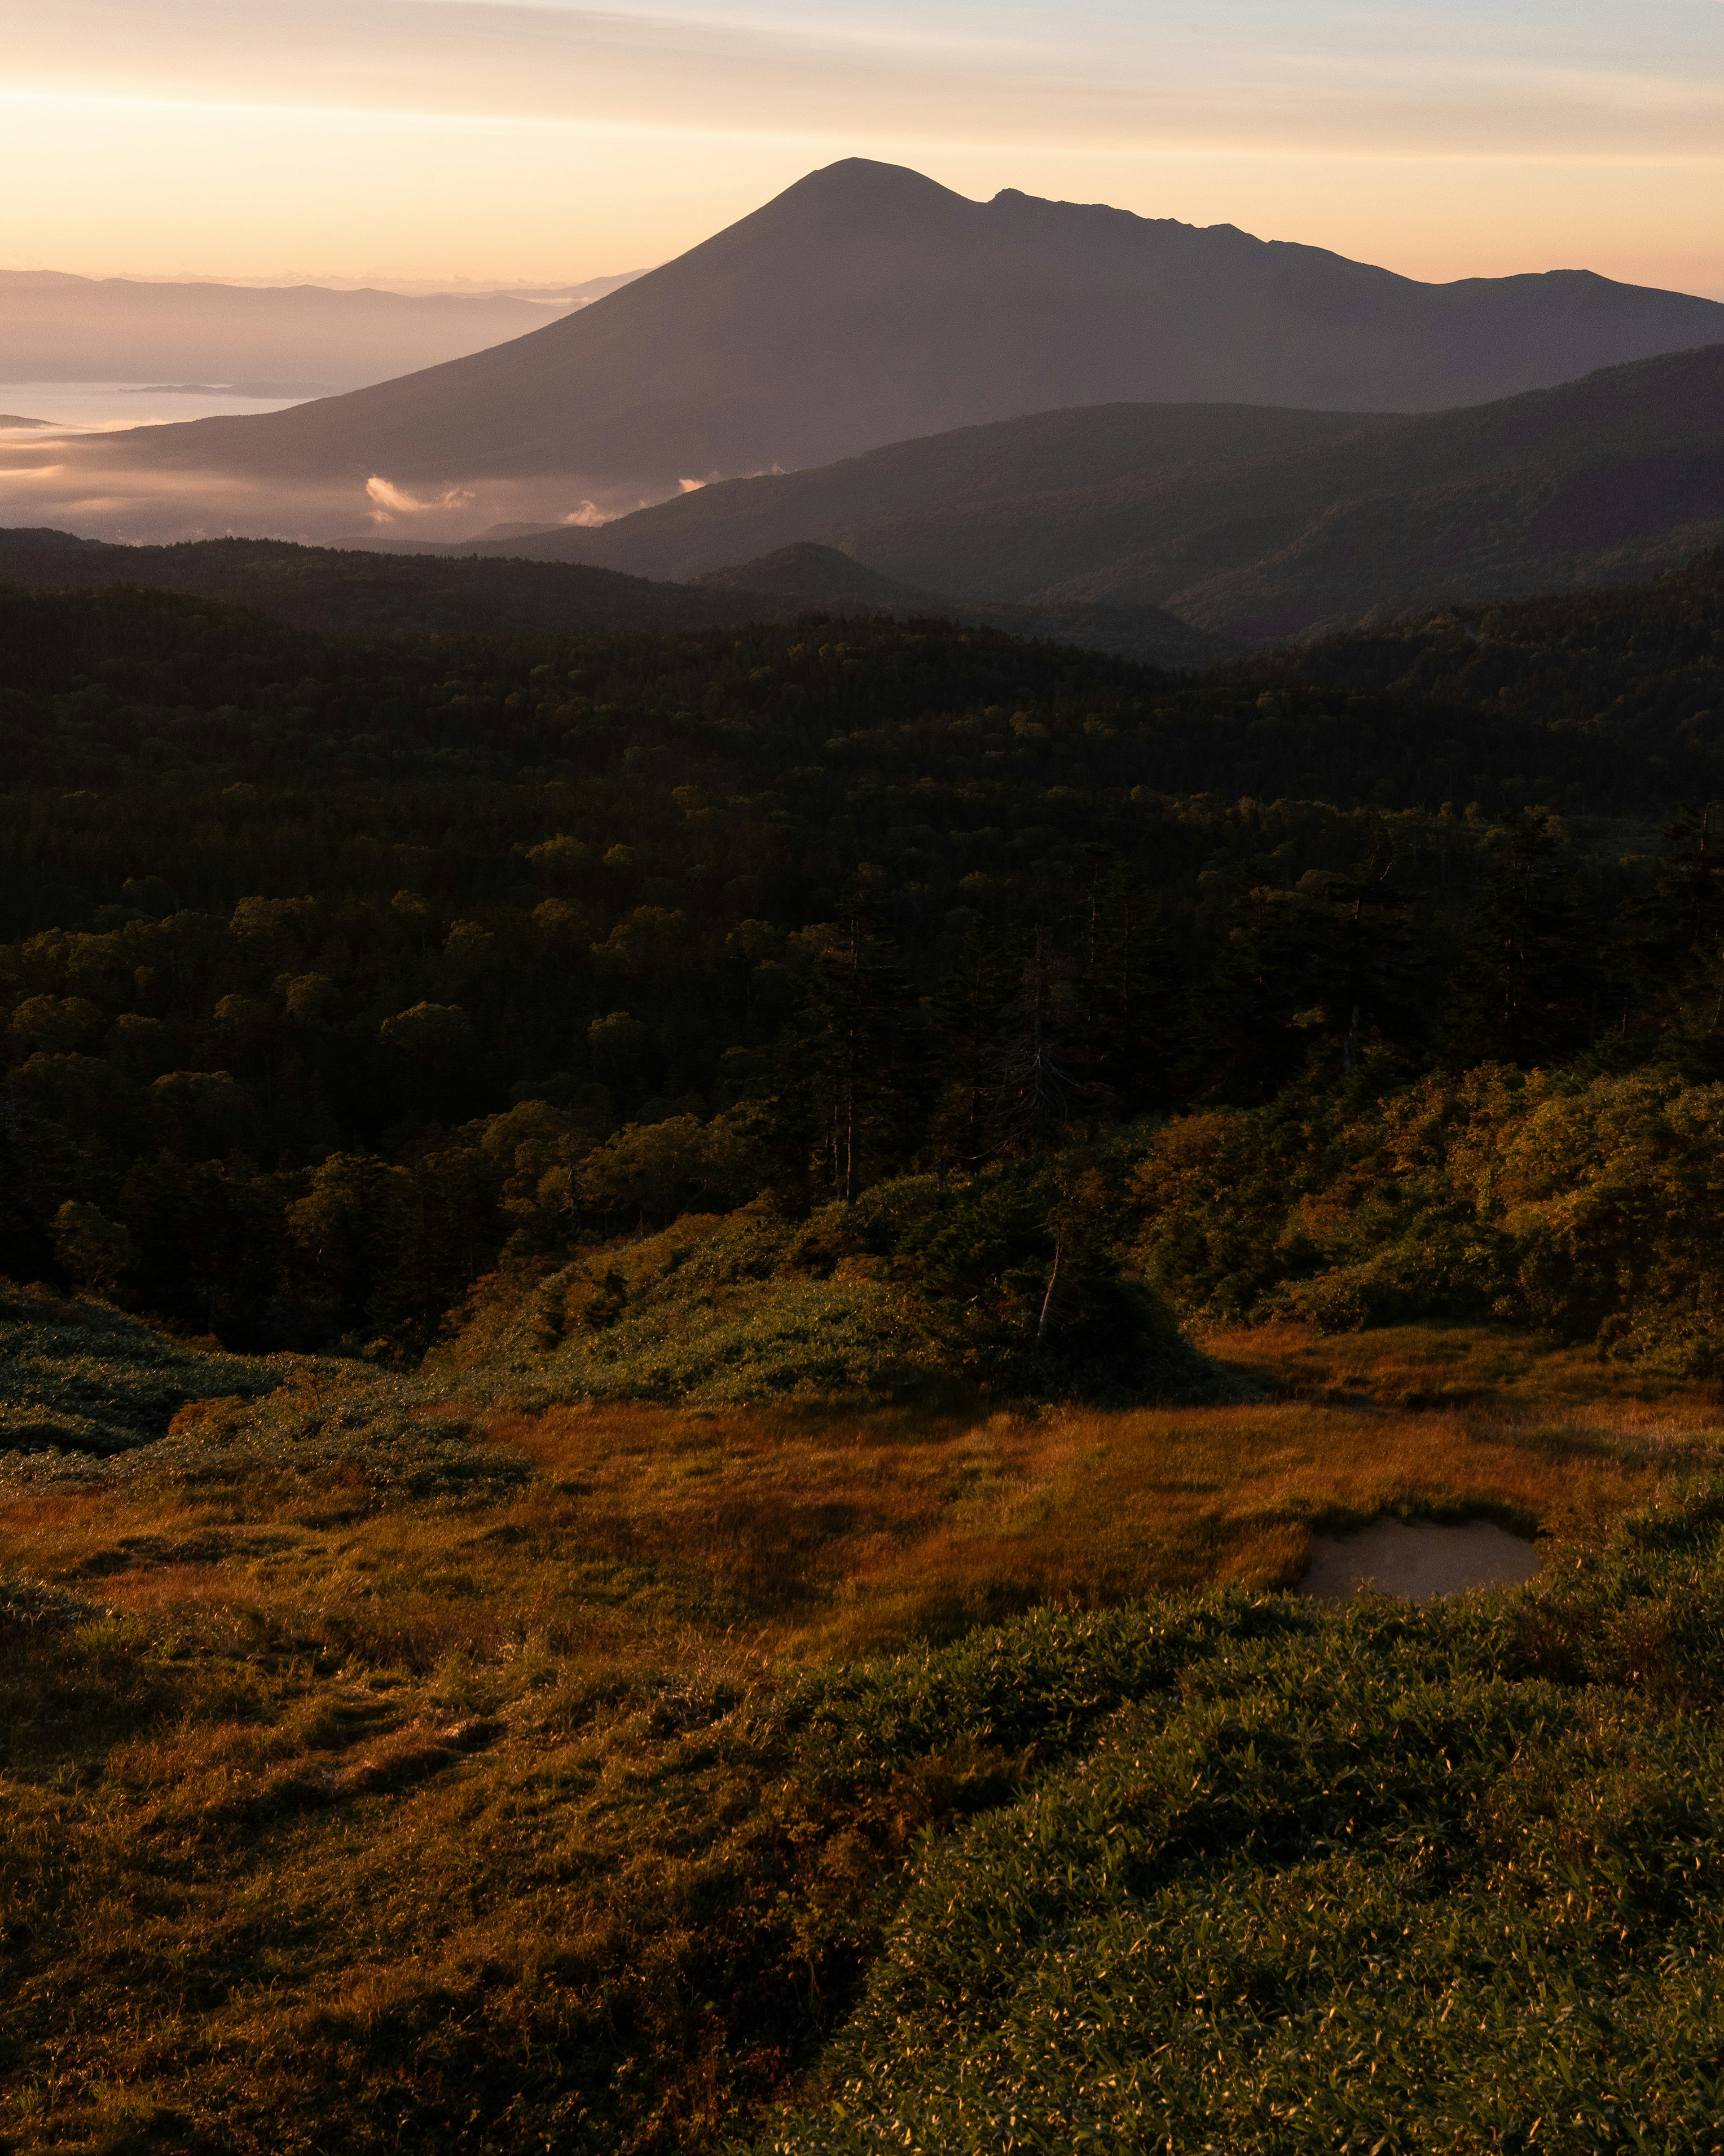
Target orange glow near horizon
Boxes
[2,0,1722,297]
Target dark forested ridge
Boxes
[1234,539,1724,736]
[0,528,1225,668]
[0,526,768,640]
[4,544,1724,1365]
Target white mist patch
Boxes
[0,437,695,546]
[365,474,477,522]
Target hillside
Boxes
[422,401,1395,577]
[5,556,1724,1352]
[46,157,1724,523]
[687,540,1236,666]
[1231,542,1724,732]
[2,1292,1720,2151]
[513,345,1724,642]
[0,527,1229,666]
[0,528,769,639]
[375,402,1396,573]
[13,527,1724,2152]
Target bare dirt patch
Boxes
[1299,1515,1543,1605]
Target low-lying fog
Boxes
[0,422,675,547]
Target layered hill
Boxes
[473,344,1724,643]
[390,402,1393,573]
[0,529,1224,667]
[73,159,1724,504]
[0,529,768,640]
[687,540,1233,665]
[1231,542,1724,743]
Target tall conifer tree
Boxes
[800,907,923,1203]
[1437,808,1597,1067]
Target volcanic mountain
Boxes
[72,159,1724,520]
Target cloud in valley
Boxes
[365,474,479,520]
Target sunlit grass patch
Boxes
[1205,1315,1724,1421]
[462,1328,1678,1658]
[0,1315,1714,2154]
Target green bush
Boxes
[456,1170,1213,1405]
[1134,1064,1724,1367]
[0,1279,285,1454]
[755,1478,1724,2155]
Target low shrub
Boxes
[450,1169,1214,1405]
[759,1477,1724,2155]
[0,1279,286,1453]
[1134,1063,1724,1368]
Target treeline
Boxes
[0,528,768,641]
[4,562,1724,1360]
[1236,542,1724,753]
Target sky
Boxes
[4,0,1723,295]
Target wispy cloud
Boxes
[9,0,1721,157]
[3,0,1720,295]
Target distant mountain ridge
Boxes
[0,271,583,394]
[78,159,1724,508]
[385,404,1393,573]
[429,345,1724,643]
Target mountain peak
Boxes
[63,161,1724,542]
[774,158,970,213]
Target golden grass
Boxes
[1,1321,1698,1679]
[472,1356,1681,1658]
[1,1318,1714,2154]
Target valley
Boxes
[7,122,1724,2155]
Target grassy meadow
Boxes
[12,502,1724,2155]
[4,1284,1722,2153]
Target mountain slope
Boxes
[430,403,1395,580]
[80,159,1724,499]
[492,344,1724,642]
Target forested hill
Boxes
[0,529,1225,668]
[6,553,1724,1359]
[1232,541,1724,744]
[0,527,767,639]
